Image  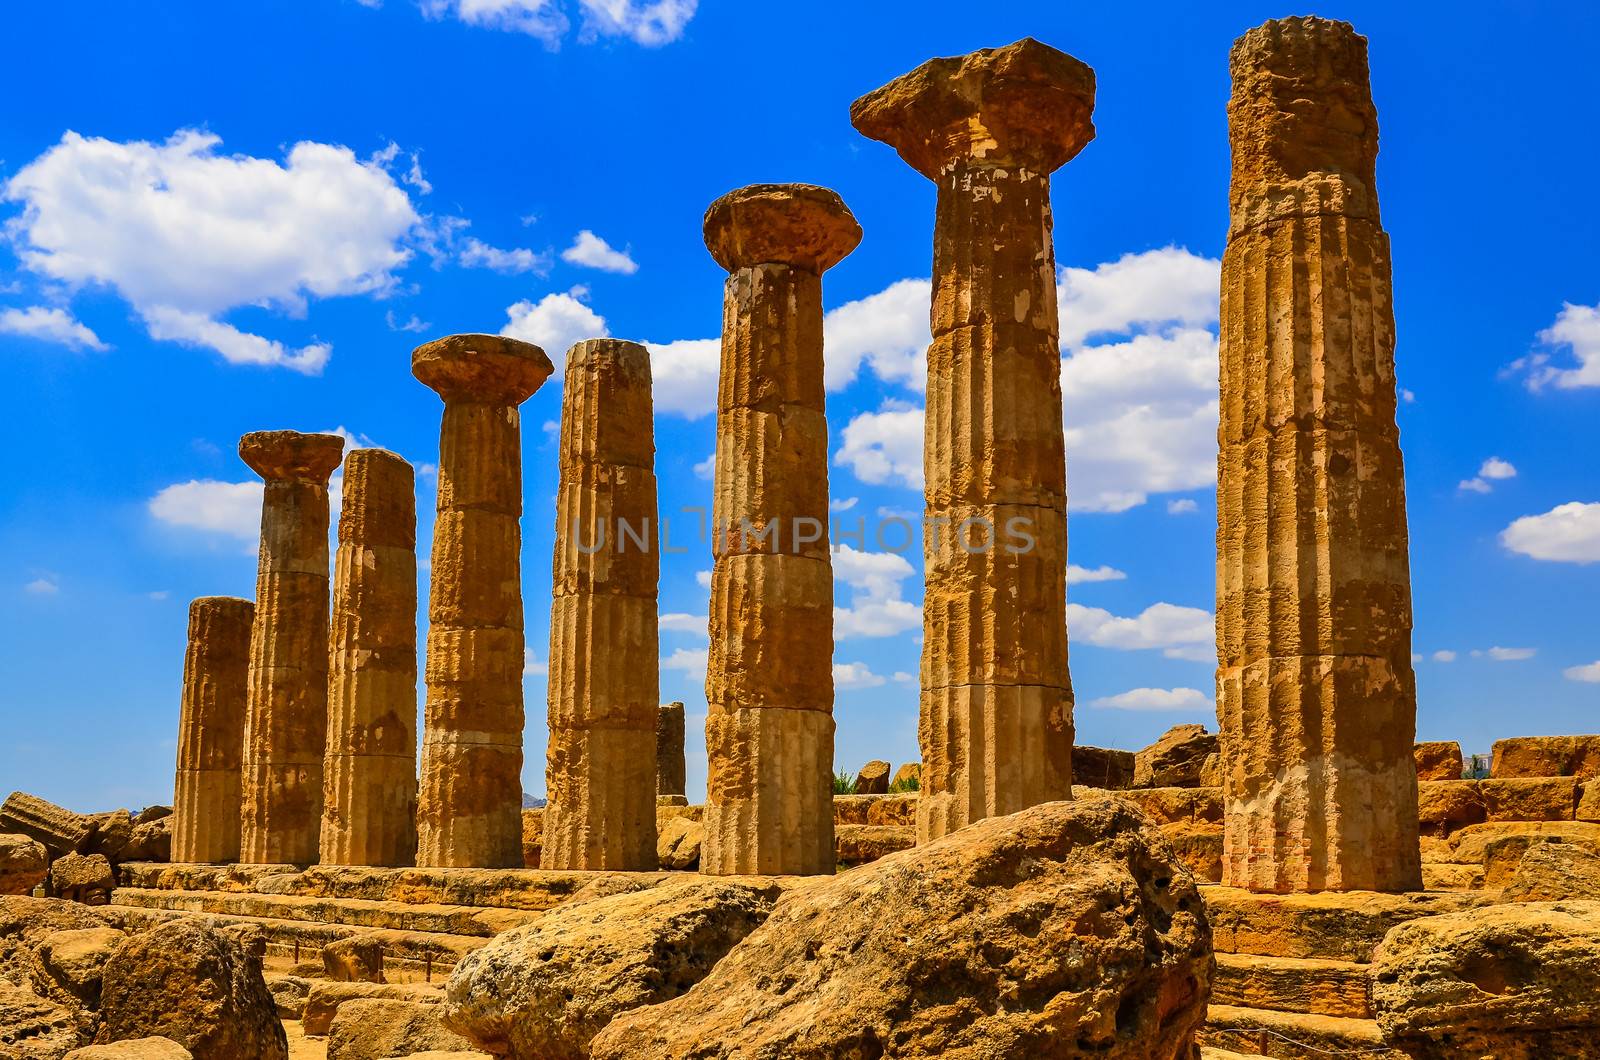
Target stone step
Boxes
[110,886,541,938]
[1200,1004,1405,1060]
[1202,885,1492,961]
[1212,953,1372,1018]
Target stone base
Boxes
[543,725,658,871]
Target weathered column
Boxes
[414,334,552,869]
[1216,17,1421,893]
[542,339,659,870]
[656,701,686,798]
[239,430,345,865]
[321,448,418,867]
[172,596,254,864]
[701,184,859,876]
[852,39,1092,842]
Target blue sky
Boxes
[2,1,1597,811]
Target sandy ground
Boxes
[285,1019,327,1060]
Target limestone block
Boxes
[0,792,93,857]
[49,854,114,905]
[1480,776,1577,822]
[0,834,49,895]
[1162,823,1223,882]
[835,824,914,866]
[655,816,702,871]
[1447,821,1600,867]
[1580,779,1600,822]
[1503,842,1600,902]
[304,982,443,1036]
[328,998,474,1060]
[853,760,890,795]
[323,936,385,983]
[65,1039,194,1059]
[655,702,686,797]
[890,762,921,790]
[1413,741,1462,781]
[1134,724,1219,788]
[1492,734,1600,780]
[519,809,542,869]
[702,706,834,875]
[37,926,125,1008]
[1069,746,1134,790]
[866,794,917,828]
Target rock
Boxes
[1492,735,1600,780]
[0,833,49,895]
[1579,780,1600,823]
[0,978,88,1058]
[50,853,115,904]
[328,999,475,1060]
[1161,823,1223,883]
[1414,741,1463,781]
[834,824,914,866]
[1071,745,1136,790]
[890,762,921,790]
[520,808,542,869]
[1416,780,1486,838]
[590,798,1211,1060]
[85,811,135,864]
[655,816,702,871]
[267,975,311,1019]
[444,878,781,1060]
[65,1039,194,1059]
[37,926,126,1006]
[133,807,172,827]
[866,793,917,828]
[98,918,287,1060]
[1481,830,1600,887]
[304,982,443,1035]
[1446,820,1600,866]
[1481,777,1578,822]
[0,895,110,942]
[854,760,891,795]
[323,936,386,983]
[1134,724,1218,788]
[1372,900,1600,1058]
[1503,841,1600,902]
[0,792,94,857]
[120,818,171,863]
[1198,752,1222,789]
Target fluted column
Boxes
[656,701,686,798]
[541,339,659,870]
[173,596,254,864]
[700,184,860,876]
[852,39,1092,842]
[239,430,346,865]
[321,448,418,867]
[414,334,553,869]
[1216,17,1421,893]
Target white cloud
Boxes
[1167,498,1199,515]
[659,612,707,635]
[147,590,170,601]
[1564,661,1600,683]
[459,238,551,275]
[0,306,107,351]
[147,479,262,543]
[23,577,59,596]
[523,650,548,676]
[1057,247,1220,348]
[833,662,887,690]
[694,569,713,590]
[661,646,708,682]
[1068,601,1214,661]
[829,497,858,513]
[1067,564,1127,585]
[1502,502,1600,563]
[834,401,923,490]
[692,452,715,480]
[1400,388,1416,404]
[561,230,638,274]
[500,291,607,371]
[892,671,914,684]
[823,278,931,391]
[420,0,569,44]
[1458,478,1493,495]
[644,337,719,419]
[833,543,920,639]
[1460,456,1517,494]
[386,310,430,333]
[576,0,697,45]
[1432,650,1457,663]
[1485,646,1536,662]
[1088,687,1212,712]
[5,130,418,373]
[1511,303,1600,391]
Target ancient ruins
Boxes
[5,15,1599,1060]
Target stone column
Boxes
[656,702,686,798]
[239,430,346,866]
[1216,17,1421,893]
[542,339,659,870]
[173,596,254,864]
[851,39,1092,842]
[701,184,860,876]
[414,334,553,869]
[321,448,418,867]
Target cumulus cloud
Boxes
[1067,564,1127,585]
[694,569,712,590]
[1432,650,1458,663]
[1088,687,1211,712]
[1167,498,1199,515]
[1459,456,1517,494]
[823,278,932,391]
[459,238,552,274]
[1501,502,1600,563]
[23,577,59,596]
[644,337,720,419]
[1068,601,1214,661]
[1565,661,1600,683]
[692,453,715,480]
[833,661,887,690]
[659,612,708,635]
[833,400,923,490]
[661,646,708,681]
[500,290,607,371]
[4,130,418,372]
[833,543,920,639]
[1057,247,1220,348]
[419,0,569,44]
[1508,303,1600,391]
[561,230,638,274]
[523,650,548,676]
[1481,646,1536,662]
[147,479,263,543]
[0,305,107,351]
[576,0,697,45]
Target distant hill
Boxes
[522,793,547,809]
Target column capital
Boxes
[411,333,554,405]
[851,37,1095,180]
[703,184,861,274]
[238,430,345,483]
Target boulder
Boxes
[37,926,126,1007]
[304,982,443,1035]
[267,975,311,1019]
[866,793,917,828]
[520,808,542,869]
[854,760,891,795]
[97,918,287,1060]
[119,818,170,863]
[1502,841,1600,902]
[0,895,111,943]
[1446,820,1600,866]
[85,811,134,863]
[0,833,49,895]
[1372,900,1600,1058]
[831,794,880,825]
[656,816,702,871]
[1492,735,1600,780]
[0,792,93,857]
[1160,823,1222,883]
[0,978,88,1058]
[590,798,1211,1060]
[890,762,921,790]
[1414,741,1463,781]
[133,807,172,827]
[1198,752,1222,789]
[1134,724,1218,788]
[328,998,475,1060]
[50,853,115,905]
[835,824,915,866]
[323,936,385,983]
[444,878,781,1060]
[65,1039,194,1059]
[1072,745,1136,790]
[1480,777,1578,822]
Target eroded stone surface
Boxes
[852,39,1090,844]
[1,792,93,858]
[853,760,890,795]
[1216,17,1420,894]
[655,702,686,797]
[413,335,553,870]
[328,998,474,1060]
[0,833,49,896]
[65,1039,194,1059]
[1492,735,1600,780]
[172,597,253,865]
[1503,841,1600,902]
[1135,725,1218,788]
[1413,741,1463,782]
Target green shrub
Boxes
[832,770,857,795]
[888,774,920,794]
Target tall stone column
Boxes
[656,701,686,798]
[239,430,346,865]
[852,39,1092,842]
[701,184,859,876]
[173,596,254,864]
[414,334,553,869]
[1217,16,1421,893]
[542,338,659,870]
[321,448,418,867]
